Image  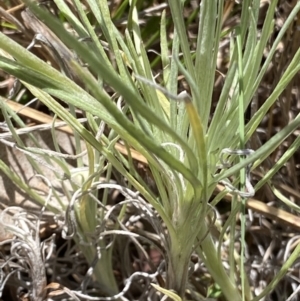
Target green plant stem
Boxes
[236,25,247,301]
[198,223,242,301]
[166,235,194,298]
[77,237,119,297]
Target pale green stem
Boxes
[198,223,242,301]
[166,235,194,298]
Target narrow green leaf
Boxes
[216,113,300,182]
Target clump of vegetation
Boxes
[0,0,300,300]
